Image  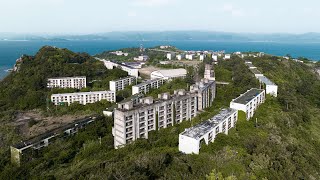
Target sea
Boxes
[1,40,320,80]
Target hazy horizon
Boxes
[1,0,320,34]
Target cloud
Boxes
[222,3,245,17]
[132,0,172,7]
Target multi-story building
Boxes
[51,91,116,106]
[199,54,206,61]
[11,116,96,166]
[47,76,86,89]
[245,61,257,69]
[176,54,185,60]
[167,53,176,60]
[109,76,137,92]
[204,64,215,81]
[257,76,278,97]
[230,88,265,120]
[132,78,165,95]
[179,108,238,154]
[101,59,139,77]
[134,55,149,61]
[224,54,231,60]
[190,79,216,111]
[113,89,198,149]
[150,68,187,80]
[110,51,129,56]
[250,68,264,77]
[186,54,195,60]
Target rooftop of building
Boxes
[151,68,187,77]
[246,63,256,68]
[116,90,195,112]
[48,76,86,80]
[12,116,96,150]
[258,76,276,86]
[232,88,264,105]
[51,90,115,96]
[133,78,164,87]
[109,60,137,70]
[250,68,263,75]
[181,108,237,139]
[190,79,215,92]
[110,76,136,82]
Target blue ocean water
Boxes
[1,40,320,79]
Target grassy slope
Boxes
[0,56,319,179]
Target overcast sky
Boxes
[0,0,319,34]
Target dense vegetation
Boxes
[0,47,319,179]
[0,46,128,150]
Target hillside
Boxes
[0,52,319,179]
[0,46,128,148]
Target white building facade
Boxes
[179,108,238,154]
[176,54,185,60]
[190,79,216,111]
[113,90,198,149]
[110,76,137,92]
[166,53,175,60]
[101,60,139,77]
[186,54,195,60]
[51,91,116,106]
[258,76,278,97]
[47,76,86,89]
[230,88,265,120]
[132,78,165,95]
[224,54,231,60]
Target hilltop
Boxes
[0,46,319,179]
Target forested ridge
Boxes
[0,47,319,179]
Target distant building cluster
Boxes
[101,59,139,77]
[110,51,129,56]
[134,55,149,61]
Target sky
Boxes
[0,0,319,34]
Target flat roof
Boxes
[51,91,114,96]
[12,116,95,149]
[116,91,195,112]
[250,68,262,75]
[48,76,86,80]
[110,60,137,70]
[258,76,276,86]
[110,76,135,82]
[133,78,164,88]
[246,63,256,68]
[152,69,187,77]
[232,88,264,105]
[181,108,237,139]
